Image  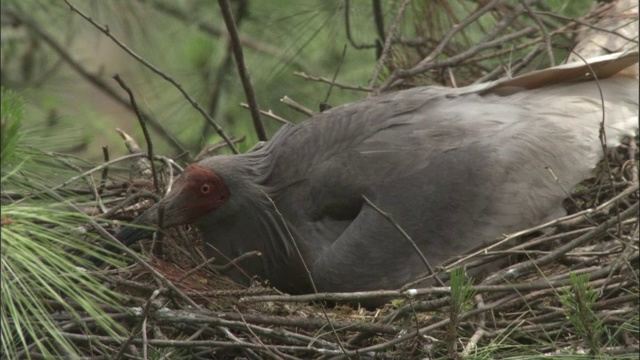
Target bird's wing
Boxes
[304,74,637,292]
[266,52,637,292]
[270,51,638,186]
[461,50,639,95]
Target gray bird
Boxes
[116,52,638,297]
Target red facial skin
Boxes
[162,164,230,227]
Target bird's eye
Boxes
[200,183,211,194]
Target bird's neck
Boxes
[246,198,315,293]
[195,154,306,290]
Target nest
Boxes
[46,128,635,359]
[3,1,638,358]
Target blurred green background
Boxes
[1,0,591,164]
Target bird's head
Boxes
[160,164,230,227]
[115,164,230,245]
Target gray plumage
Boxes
[116,52,639,297]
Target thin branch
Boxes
[280,96,314,117]
[293,72,372,92]
[415,0,500,74]
[343,0,378,50]
[473,44,543,83]
[485,202,638,285]
[113,290,161,360]
[536,9,638,44]
[521,0,555,66]
[379,2,538,91]
[210,250,262,274]
[217,0,267,141]
[321,45,348,109]
[239,103,291,125]
[113,74,160,195]
[59,332,342,355]
[203,27,236,139]
[462,294,486,357]
[142,0,309,71]
[63,0,239,153]
[194,135,247,162]
[2,8,188,155]
[240,263,628,303]
[371,0,386,46]
[369,0,411,88]
[99,146,110,194]
[441,183,639,272]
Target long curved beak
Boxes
[85,202,162,265]
[115,202,162,246]
[87,198,175,265]
[115,187,190,246]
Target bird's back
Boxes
[259,56,638,292]
[192,53,637,295]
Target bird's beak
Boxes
[114,185,190,247]
[114,202,161,247]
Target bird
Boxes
[115,51,638,299]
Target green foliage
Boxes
[449,267,476,317]
[0,2,631,358]
[447,268,476,358]
[1,207,126,358]
[547,0,590,18]
[560,272,605,356]
[1,0,599,161]
[1,88,24,168]
[1,90,126,359]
